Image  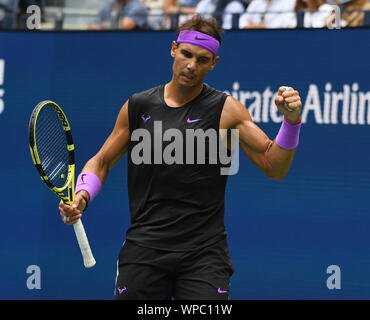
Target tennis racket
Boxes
[28,100,96,268]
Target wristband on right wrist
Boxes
[275,118,302,150]
[75,171,102,203]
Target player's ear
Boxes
[171,41,178,58]
[209,56,219,71]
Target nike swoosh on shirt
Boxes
[218,288,227,294]
[187,118,202,123]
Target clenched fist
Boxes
[275,86,302,125]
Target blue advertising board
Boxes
[0,28,369,299]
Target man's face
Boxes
[171,41,219,88]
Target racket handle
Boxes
[73,219,96,268]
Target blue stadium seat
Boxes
[363,9,370,26]
[0,0,19,28]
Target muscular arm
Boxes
[59,100,130,224]
[220,88,301,180]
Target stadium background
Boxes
[0,27,370,299]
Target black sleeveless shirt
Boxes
[126,84,229,251]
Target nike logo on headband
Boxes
[177,30,220,56]
[195,36,208,40]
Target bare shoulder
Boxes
[116,100,129,126]
[220,95,252,130]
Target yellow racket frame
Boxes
[29,100,75,204]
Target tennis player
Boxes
[59,14,302,300]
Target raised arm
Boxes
[59,100,130,224]
[220,87,302,180]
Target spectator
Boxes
[335,0,370,27]
[163,0,198,29]
[294,0,334,28]
[196,0,247,29]
[195,0,216,19]
[181,0,199,11]
[88,0,148,30]
[239,0,296,29]
[0,0,17,28]
[144,0,164,29]
[214,0,246,29]
[163,0,198,16]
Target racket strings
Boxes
[35,105,69,188]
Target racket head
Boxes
[28,100,75,203]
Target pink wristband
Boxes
[275,118,302,150]
[75,171,102,202]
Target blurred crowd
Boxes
[0,0,369,30]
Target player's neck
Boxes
[164,79,203,108]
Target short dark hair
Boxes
[176,14,224,45]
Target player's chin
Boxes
[178,74,197,86]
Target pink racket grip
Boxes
[276,118,302,150]
[75,172,102,202]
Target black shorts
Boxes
[114,239,234,300]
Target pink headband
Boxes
[176,30,220,56]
